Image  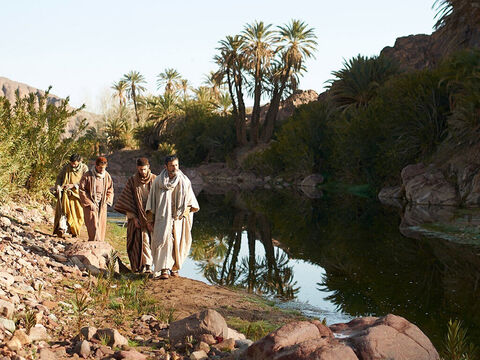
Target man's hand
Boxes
[63,184,74,190]
[147,223,154,233]
[181,206,191,219]
[133,218,141,229]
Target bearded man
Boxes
[79,157,114,242]
[146,155,199,279]
[114,158,156,273]
[53,153,88,237]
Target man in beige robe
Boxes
[79,157,114,242]
[146,155,199,279]
[53,153,88,237]
[114,158,156,273]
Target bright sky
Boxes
[0,1,437,112]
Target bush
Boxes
[0,88,87,198]
[173,113,236,166]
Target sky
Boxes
[0,1,437,112]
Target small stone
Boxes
[189,350,208,360]
[6,336,22,351]
[235,339,253,350]
[0,217,11,227]
[38,348,56,360]
[29,324,50,342]
[0,299,15,319]
[96,328,128,348]
[212,338,235,352]
[198,333,216,345]
[75,340,91,358]
[114,349,147,360]
[80,326,97,341]
[0,272,15,287]
[42,300,58,310]
[226,328,245,341]
[0,317,15,332]
[195,341,210,353]
[13,329,31,345]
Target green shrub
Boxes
[0,88,86,198]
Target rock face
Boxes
[169,309,229,345]
[246,315,439,360]
[401,163,460,206]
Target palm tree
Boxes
[328,55,399,111]
[217,92,232,116]
[203,71,223,100]
[216,34,248,145]
[179,79,191,100]
[146,93,180,122]
[263,20,317,141]
[241,21,275,144]
[111,80,128,106]
[157,68,182,94]
[122,71,146,123]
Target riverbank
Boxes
[0,198,305,358]
[0,198,444,359]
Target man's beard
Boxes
[139,170,150,179]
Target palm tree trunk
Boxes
[234,70,247,145]
[262,69,290,142]
[250,63,262,145]
[132,87,141,124]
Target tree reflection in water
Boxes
[191,201,299,300]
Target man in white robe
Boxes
[145,155,199,279]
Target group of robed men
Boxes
[53,154,199,279]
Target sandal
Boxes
[159,269,170,280]
[170,270,180,277]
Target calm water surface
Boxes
[179,189,480,348]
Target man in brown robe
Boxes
[79,157,114,242]
[53,153,88,237]
[114,158,156,273]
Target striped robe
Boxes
[114,172,156,272]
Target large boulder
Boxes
[244,315,438,360]
[65,241,114,269]
[169,309,229,345]
[245,320,351,360]
[401,163,459,206]
[330,314,439,360]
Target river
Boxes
[179,188,480,349]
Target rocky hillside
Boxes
[0,76,101,134]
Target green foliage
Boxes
[0,88,88,198]
[442,319,478,360]
[103,105,133,150]
[329,54,400,111]
[242,101,334,178]
[173,112,236,166]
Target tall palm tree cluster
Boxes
[214,19,317,145]
[110,68,233,125]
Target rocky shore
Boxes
[0,200,440,359]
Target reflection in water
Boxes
[191,207,299,299]
[190,189,480,348]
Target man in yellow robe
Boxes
[53,154,88,237]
